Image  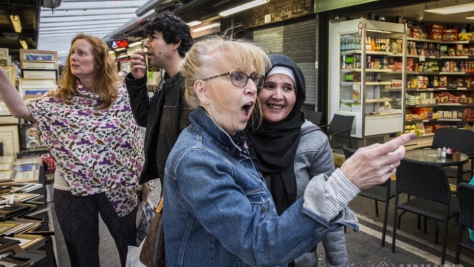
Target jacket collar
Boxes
[189,107,242,156]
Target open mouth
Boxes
[241,102,254,118]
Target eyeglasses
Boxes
[202,71,265,89]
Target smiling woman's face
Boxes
[258,73,296,123]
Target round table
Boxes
[404,149,469,184]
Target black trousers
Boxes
[54,189,137,267]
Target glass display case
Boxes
[329,18,406,140]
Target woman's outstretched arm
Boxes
[0,67,35,121]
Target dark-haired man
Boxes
[126,13,194,187]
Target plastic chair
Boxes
[392,157,459,265]
[320,114,354,149]
[343,146,395,247]
[455,182,474,264]
[429,128,474,181]
[301,109,323,126]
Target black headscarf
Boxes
[246,54,306,215]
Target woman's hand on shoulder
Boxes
[340,133,415,190]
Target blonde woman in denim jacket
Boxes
[162,36,413,267]
[246,54,347,266]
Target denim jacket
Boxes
[163,107,359,267]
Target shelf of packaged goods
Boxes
[407,105,474,108]
[341,81,393,86]
[405,120,426,124]
[406,87,474,91]
[407,38,474,45]
[406,71,440,75]
[440,56,470,60]
[439,72,467,75]
[407,37,440,43]
[382,87,403,91]
[437,118,463,122]
[406,119,464,123]
[366,81,392,86]
[438,103,464,106]
[407,55,440,59]
[443,41,474,44]
[341,69,396,73]
[367,69,393,73]
[365,98,393,103]
[340,50,403,57]
[406,104,438,108]
[340,82,354,86]
[438,87,470,91]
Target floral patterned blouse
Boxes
[26,83,144,217]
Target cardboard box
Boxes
[442,29,458,41]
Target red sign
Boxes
[110,39,129,49]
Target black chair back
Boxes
[327,114,354,137]
[431,128,474,154]
[457,182,474,230]
[397,158,451,204]
[302,109,323,126]
[455,182,474,264]
[393,157,459,265]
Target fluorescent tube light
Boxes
[19,39,28,49]
[128,41,143,47]
[9,15,22,33]
[192,23,221,33]
[187,21,202,27]
[425,3,474,15]
[219,0,269,17]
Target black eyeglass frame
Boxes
[202,71,265,89]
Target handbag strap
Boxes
[156,196,164,213]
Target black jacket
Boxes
[126,72,190,184]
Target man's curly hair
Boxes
[145,12,194,58]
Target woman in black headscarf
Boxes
[246,54,348,266]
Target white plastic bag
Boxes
[126,242,146,267]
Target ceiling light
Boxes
[192,23,221,33]
[187,21,201,27]
[128,41,142,47]
[9,15,22,33]
[19,39,28,49]
[219,0,269,17]
[425,3,474,15]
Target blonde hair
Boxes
[53,33,118,109]
[181,36,270,110]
